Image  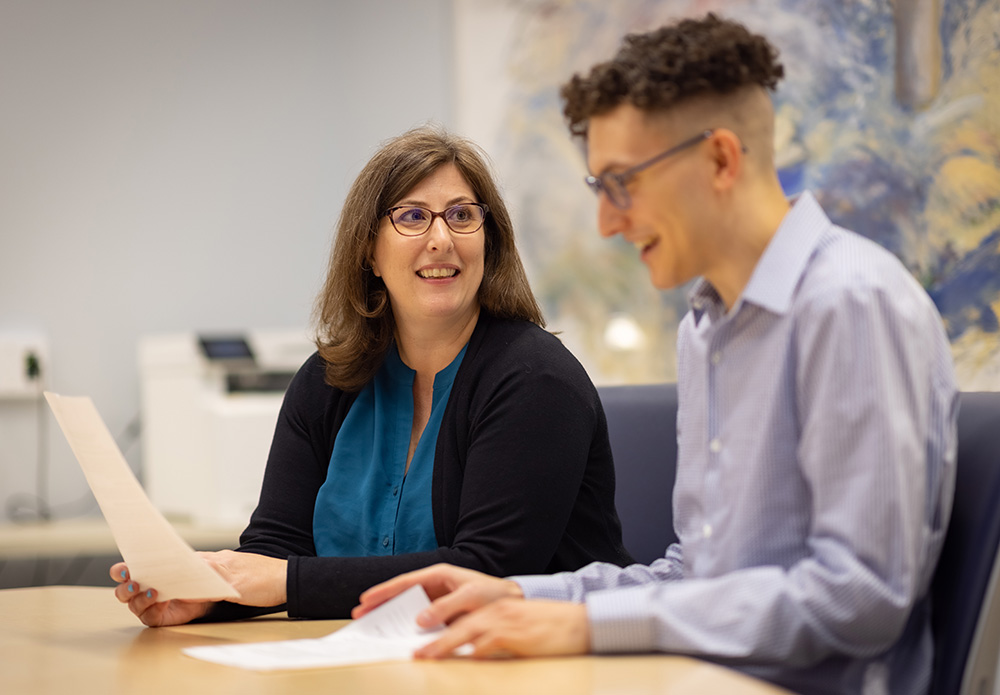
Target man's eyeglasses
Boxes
[584,129,715,209]
[383,203,489,237]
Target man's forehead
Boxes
[585,105,675,171]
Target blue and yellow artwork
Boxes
[458,0,1000,388]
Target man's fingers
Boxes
[355,565,460,618]
[468,631,518,659]
[414,622,477,659]
[414,606,505,659]
[418,584,493,627]
[354,574,425,618]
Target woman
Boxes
[112,127,631,624]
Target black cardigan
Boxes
[207,313,631,620]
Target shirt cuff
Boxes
[510,573,576,602]
[586,585,658,653]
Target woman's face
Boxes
[372,163,486,329]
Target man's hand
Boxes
[354,563,523,627]
[415,599,590,659]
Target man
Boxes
[354,14,958,694]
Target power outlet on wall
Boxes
[0,334,48,400]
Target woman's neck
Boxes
[394,305,480,379]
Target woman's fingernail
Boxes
[146,590,153,598]
[120,569,127,579]
[127,583,135,592]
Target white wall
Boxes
[0,0,454,522]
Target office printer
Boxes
[138,330,314,525]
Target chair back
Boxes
[930,391,1000,695]
[599,383,679,565]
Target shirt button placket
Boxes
[705,338,723,548]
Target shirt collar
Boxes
[383,340,468,391]
[687,191,830,321]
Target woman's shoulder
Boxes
[475,315,569,358]
[284,351,342,405]
[471,315,591,383]
[455,315,601,422]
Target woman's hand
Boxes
[110,551,288,627]
[111,562,211,626]
[354,563,523,626]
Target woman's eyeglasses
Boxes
[384,203,489,236]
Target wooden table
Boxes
[1,586,792,694]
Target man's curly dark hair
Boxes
[561,13,784,137]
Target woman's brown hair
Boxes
[314,126,544,391]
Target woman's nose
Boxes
[425,217,454,249]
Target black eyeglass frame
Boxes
[584,129,717,210]
[383,203,490,237]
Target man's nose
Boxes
[597,194,626,238]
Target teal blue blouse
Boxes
[312,343,467,557]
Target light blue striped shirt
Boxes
[515,192,958,695]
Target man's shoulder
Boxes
[799,225,928,308]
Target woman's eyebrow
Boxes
[395,195,477,208]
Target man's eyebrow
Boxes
[591,160,631,177]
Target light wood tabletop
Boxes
[1,586,793,695]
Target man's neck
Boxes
[703,182,791,311]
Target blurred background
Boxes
[1,0,997,585]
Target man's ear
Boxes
[709,128,744,192]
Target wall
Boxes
[0,0,454,523]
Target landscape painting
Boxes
[455,0,1000,388]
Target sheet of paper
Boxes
[44,392,239,602]
[183,585,453,670]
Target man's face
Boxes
[586,103,713,290]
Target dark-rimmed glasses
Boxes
[384,203,489,237]
[585,129,714,209]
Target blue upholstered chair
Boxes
[929,391,1000,695]
[599,385,1000,694]
[601,383,679,566]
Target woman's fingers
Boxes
[109,562,129,584]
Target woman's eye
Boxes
[398,208,427,224]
